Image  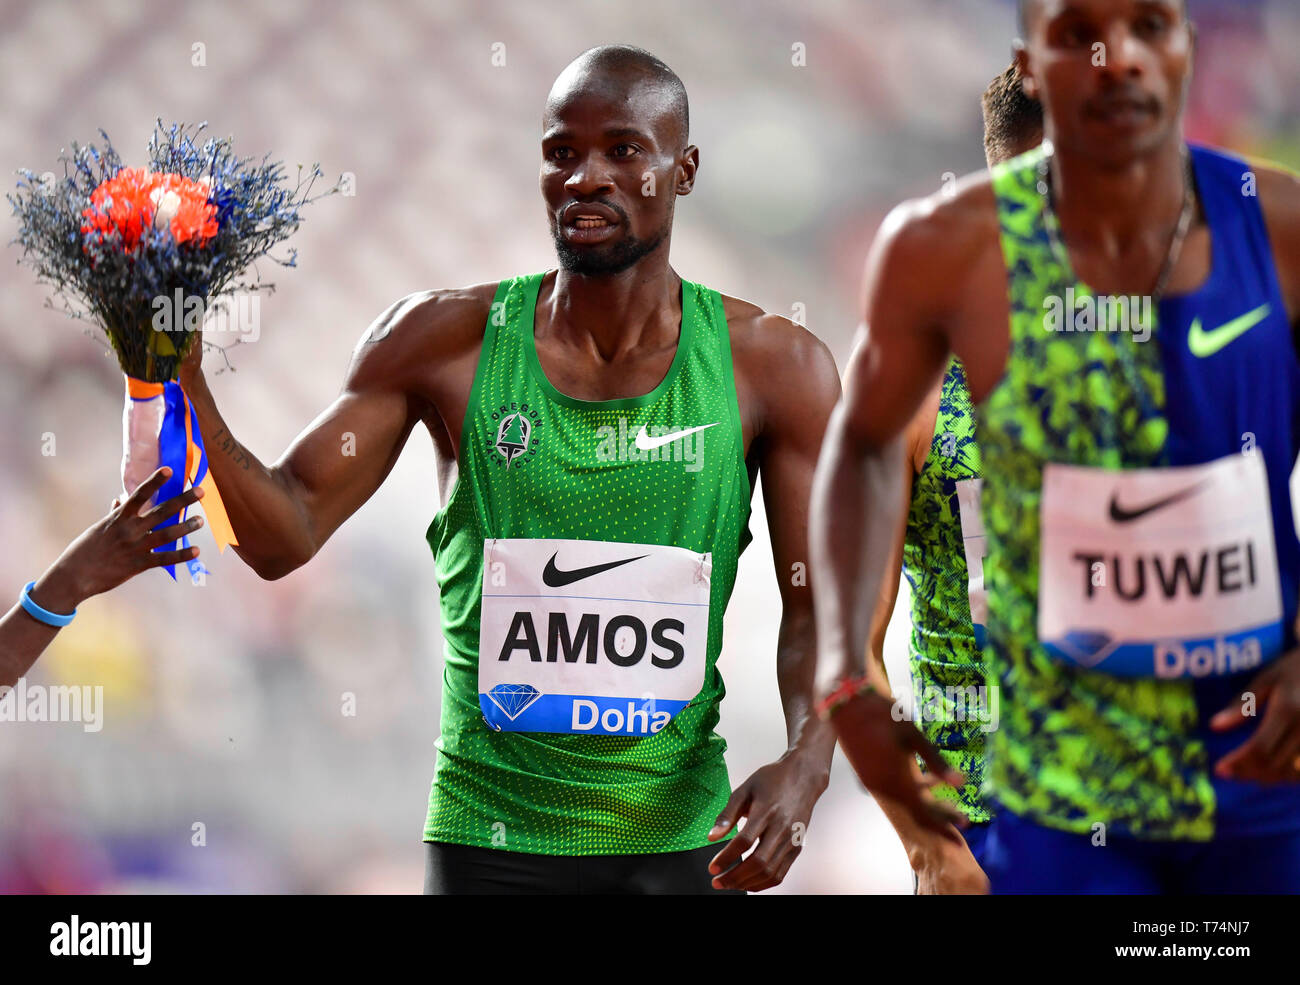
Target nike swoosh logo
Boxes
[1108,480,1210,523]
[633,423,719,451]
[542,552,646,587]
[1188,304,1271,358]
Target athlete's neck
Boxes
[541,254,683,362]
[1048,136,1188,264]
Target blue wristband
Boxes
[20,581,76,628]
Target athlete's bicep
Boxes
[842,206,952,452]
[277,297,432,556]
[753,323,842,615]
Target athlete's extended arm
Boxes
[0,469,203,685]
[178,293,459,580]
[707,315,840,892]
[866,396,988,893]
[810,203,967,834]
[1211,165,1300,782]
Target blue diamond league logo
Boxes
[487,683,542,721]
[1055,629,1115,668]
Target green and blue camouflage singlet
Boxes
[979,145,1300,840]
[902,358,990,823]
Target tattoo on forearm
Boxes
[212,427,252,471]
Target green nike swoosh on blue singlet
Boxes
[1188,304,1271,357]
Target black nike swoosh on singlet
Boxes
[1107,480,1210,524]
[541,552,647,587]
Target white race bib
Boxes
[955,477,988,648]
[1038,452,1283,678]
[478,538,711,735]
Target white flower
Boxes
[150,186,182,233]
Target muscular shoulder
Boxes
[870,174,1002,316]
[1253,160,1300,222]
[345,281,498,392]
[1254,163,1300,319]
[722,295,836,383]
[719,293,840,442]
[859,173,1008,397]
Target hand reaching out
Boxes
[0,466,205,683]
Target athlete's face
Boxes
[1017,0,1193,166]
[540,72,697,276]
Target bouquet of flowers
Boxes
[9,120,336,582]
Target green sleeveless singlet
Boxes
[424,271,753,855]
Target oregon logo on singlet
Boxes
[488,401,542,469]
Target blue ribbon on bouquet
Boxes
[127,377,240,583]
[154,381,209,582]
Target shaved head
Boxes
[546,44,689,149]
[539,45,698,278]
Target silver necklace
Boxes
[1036,140,1196,304]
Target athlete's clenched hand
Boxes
[1211,648,1300,783]
[706,752,828,892]
[830,688,968,836]
[178,328,205,392]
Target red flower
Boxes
[80,168,219,250]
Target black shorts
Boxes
[423,840,746,895]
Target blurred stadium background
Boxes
[2,0,1297,893]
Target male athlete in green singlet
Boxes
[178,45,839,894]
[865,66,1042,895]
